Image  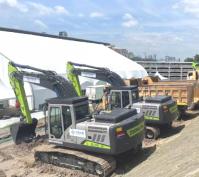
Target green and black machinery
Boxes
[67,61,179,139]
[8,61,145,176]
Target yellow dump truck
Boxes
[138,77,199,113]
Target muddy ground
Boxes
[0,111,198,177]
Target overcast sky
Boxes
[0,0,199,59]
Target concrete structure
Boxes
[137,61,193,80]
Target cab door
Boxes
[48,106,64,143]
[62,105,76,143]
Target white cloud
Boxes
[0,0,17,7]
[28,2,69,16]
[78,13,84,17]
[123,13,134,20]
[34,19,48,29]
[0,1,69,16]
[90,12,104,18]
[0,0,28,12]
[122,13,138,28]
[173,0,199,17]
[54,5,69,15]
[122,20,138,27]
[116,32,188,58]
[27,2,52,15]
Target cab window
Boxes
[75,104,89,121]
[49,107,63,139]
[122,91,130,107]
[110,92,121,108]
[62,106,72,130]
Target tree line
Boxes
[184,55,199,62]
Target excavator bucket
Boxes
[10,118,38,144]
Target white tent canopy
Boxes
[0,29,148,100]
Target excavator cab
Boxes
[46,96,90,145]
[109,86,139,109]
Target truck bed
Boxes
[139,80,199,109]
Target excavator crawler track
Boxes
[34,144,116,176]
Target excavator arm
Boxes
[8,61,78,144]
[67,61,125,96]
[8,62,32,124]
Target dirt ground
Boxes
[0,111,199,177]
[114,111,199,177]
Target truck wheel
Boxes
[145,126,160,139]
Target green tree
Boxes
[184,57,193,62]
[194,54,199,62]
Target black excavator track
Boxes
[34,144,116,177]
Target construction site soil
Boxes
[0,111,198,177]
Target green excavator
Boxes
[67,61,179,139]
[8,61,145,176]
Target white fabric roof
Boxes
[0,30,147,100]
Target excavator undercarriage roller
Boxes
[10,118,38,144]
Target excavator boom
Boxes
[67,62,83,96]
